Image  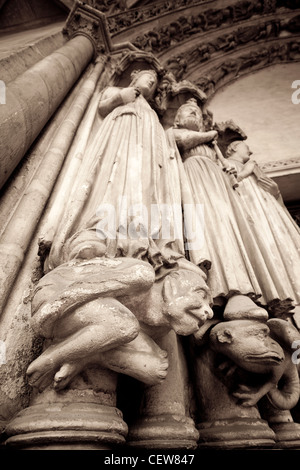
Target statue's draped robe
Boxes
[228,159,300,314]
[168,130,300,313]
[29,89,209,364]
[46,89,187,278]
[173,140,262,304]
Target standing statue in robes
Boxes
[168,99,300,437]
[225,138,300,317]
[167,98,267,318]
[27,70,213,392]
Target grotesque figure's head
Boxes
[209,319,285,374]
[160,268,213,336]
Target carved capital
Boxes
[63,1,111,55]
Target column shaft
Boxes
[0,35,94,189]
[0,58,106,316]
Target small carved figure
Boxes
[232,0,257,21]
[209,318,300,409]
[289,41,300,61]
[166,56,187,80]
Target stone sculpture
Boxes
[167,98,267,318]
[209,318,300,410]
[26,69,213,392]
[225,138,300,316]
[27,255,212,391]
[168,99,300,448]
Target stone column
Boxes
[0,35,94,190]
[259,398,300,449]
[127,331,199,449]
[0,58,107,318]
[191,344,276,449]
[5,367,128,450]
[0,1,111,190]
[1,2,127,450]
[0,1,114,318]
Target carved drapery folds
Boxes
[2,0,300,452]
[4,46,300,449]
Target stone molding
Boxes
[162,11,298,70]
[106,0,284,36]
[260,156,300,174]
[192,36,300,97]
[63,0,111,54]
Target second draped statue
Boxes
[167,97,300,318]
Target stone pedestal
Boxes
[192,345,276,449]
[127,331,199,449]
[5,367,127,450]
[260,399,300,449]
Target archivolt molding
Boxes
[107,0,280,37]
[102,1,300,98]
[190,35,300,98]
[158,10,298,69]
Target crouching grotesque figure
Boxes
[27,256,213,391]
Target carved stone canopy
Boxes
[63,0,110,55]
[111,50,165,87]
[213,120,248,157]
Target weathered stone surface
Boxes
[1,0,300,452]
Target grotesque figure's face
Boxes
[133,71,158,99]
[210,320,285,374]
[162,269,213,336]
[176,104,203,131]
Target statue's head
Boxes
[174,98,203,131]
[130,69,158,99]
[226,140,253,163]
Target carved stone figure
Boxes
[290,40,300,60]
[189,313,300,448]
[47,69,185,272]
[167,98,267,317]
[28,70,213,391]
[225,139,300,316]
[167,99,300,448]
[27,255,212,391]
[165,56,187,80]
[209,318,300,410]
